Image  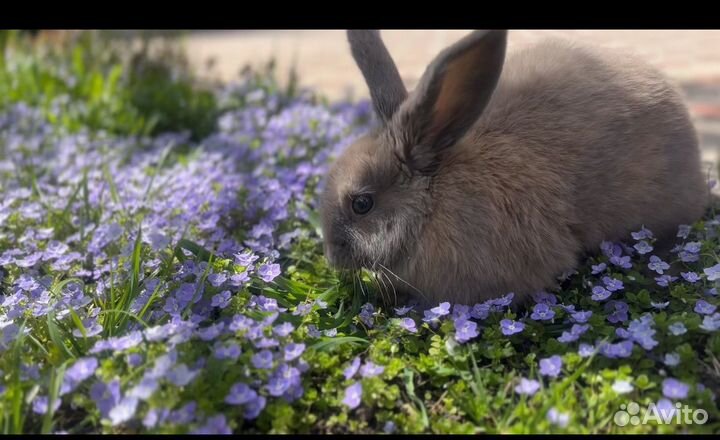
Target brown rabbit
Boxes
[320,30,709,307]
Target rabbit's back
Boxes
[476,38,707,248]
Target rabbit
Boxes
[319,29,709,308]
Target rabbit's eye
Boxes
[351,194,374,215]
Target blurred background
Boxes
[5,30,720,175]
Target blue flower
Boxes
[703,263,720,281]
[453,318,479,343]
[695,299,717,315]
[668,322,687,336]
[500,319,524,336]
[342,382,362,409]
[662,378,689,399]
[530,303,555,321]
[539,355,562,378]
[225,383,257,405]
[343,356,361,380]
[700,313,720,331]
[359,361,385,378]
[648,256,670,274]
[399,317,418,333]
[514,378,540,396]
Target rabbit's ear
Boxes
[394,30,507,174]
[347,30,408,124]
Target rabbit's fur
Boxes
[320,30,708,307]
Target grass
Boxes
[0,30,718,434]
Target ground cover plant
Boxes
[0,31,718,434]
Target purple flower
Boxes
[695,300,717,315]
[284,343,305,361]
[532,291,558,305]
[599,340,634,359]
[651,301,670,310]
[677,224,691,239]
[306,324,322,338]
[90,380,121,418]
[430,302,451,316]
[655,275,678,287]
[683,241,702,254]
[258,263,281,282]
[359,303,375,328]
[654,399,679,420]
[243,396,267,420]
[32,395,61,414]
[570,310,593,324]
[452,304,471,320]
[228,314,253,332]
[625,314,658,350]
[578,343,595,357]
[514,378,540,396]
[266,373,293,397]
[557,324,590,343]
[539,355,563,378]
[399,317,418,333]
[171,401,197,424]
[664,352,680,367]
[273,322,295,337]
[602,277,624,292]
[470,303,490,320]
[61,356,98,395]
[293,303,312,317]
[127,377,159,400]
[167,364,199,387]
[454,318,479,343]
[394,305,413,316]
[383,421,397,434]
[127,353,143,368]
[633,241,653,255]
[648,256,670,274]
[343,356,361,380]
[208,273,227,287]
[89,330,143,354]
[235,250,259,266]
[610,255,632,270]
[225,383,258,405]
[631,227,653,240]
[704,263,720,281]
[214,343,242,360]
[547,407,569,427]
[193,414,232,435]
[489,292,515,309]
[342,382,362,409]
[251,350,274,369]
[605,301,629,324]
[662,378,690,399]
[668,322,687,336]
[530,303,555,321]
[253,337,279,349]
[681,272,701,283]
[109,396,139,426]
[250,295,286,312]
[359,361,385,378]
[700,313,720,331]
[591,286,612,301]
[197,323,224,341]
[211,290,231,308]
[500,319,524,336]
[591,263,607,275]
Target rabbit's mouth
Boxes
[324,240,356,270]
